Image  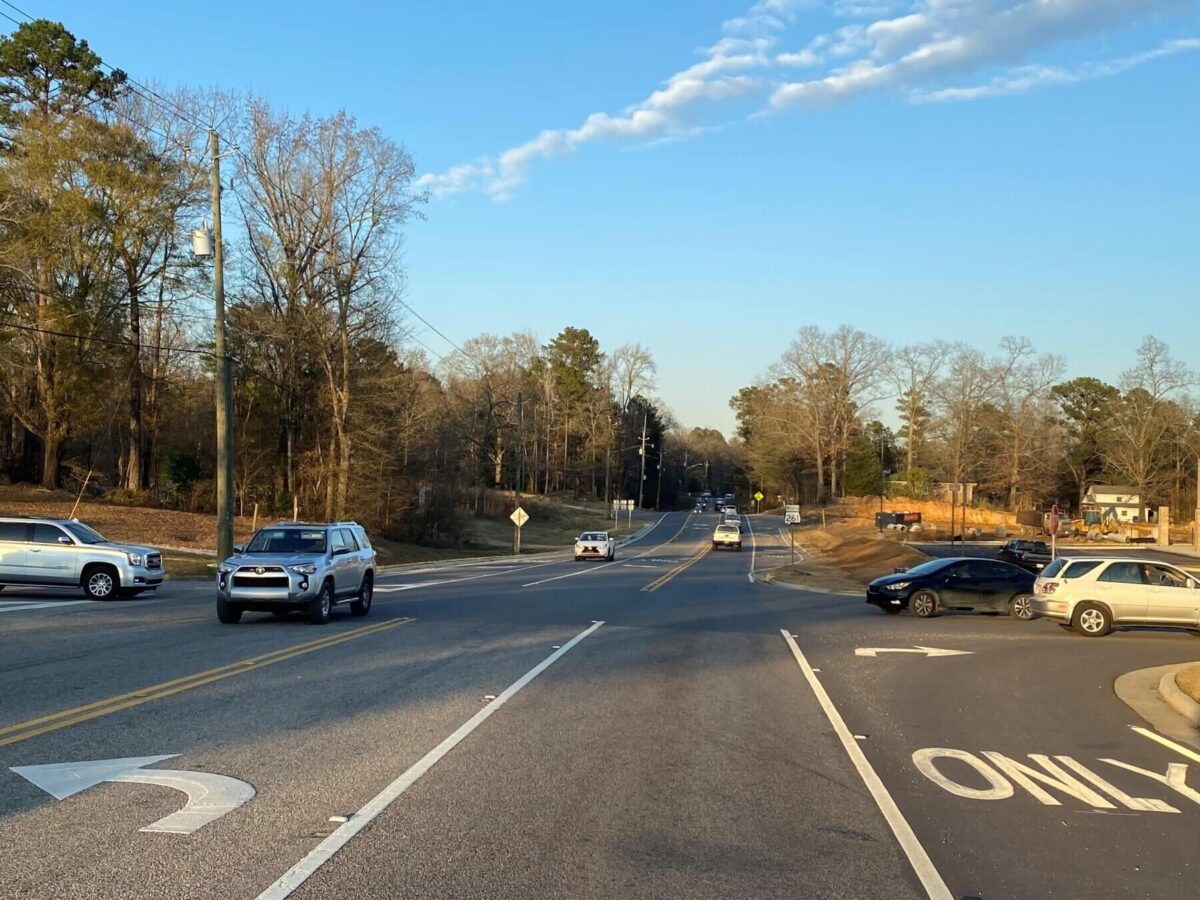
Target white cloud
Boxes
[912,37,1200,102]
[419,0,1195,199]
[769,0,1181,109]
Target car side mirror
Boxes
[233,544,244,555]
[57,535,72,545]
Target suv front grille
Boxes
[233,575,289,588]
[233,566,289,589]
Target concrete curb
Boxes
[1114,663,1200,751]
[1159,665,1200,728]
[759,571,860,596]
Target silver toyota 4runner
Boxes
[0,515,164,600]
[215,521,377,624]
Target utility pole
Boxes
[655,455,663,512]
[637,412,648,510]
[514,391,523,555]
[210,129,234,561]
[1194,459,1200,552]
[603,417,612,507]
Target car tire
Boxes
[909,590,937,618]
[81,564,119,601]
[1009,593,1035,621]
[216,596,243,624]
[309,581,333,625]
[1073,602,1111,637]
[351,573,373,617]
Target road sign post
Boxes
[510,506,529,555]
[1049,503,1060,560]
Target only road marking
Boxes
[0,618,413,747]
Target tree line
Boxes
[0,19,745,544]
[732,325,1198,516]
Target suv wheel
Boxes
[82,565,118,601]
[309,581,334,625]
[1073,602,1111,637]
[350,573,373,617]
[216,596,243,624]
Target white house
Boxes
[1082,485,1149,523]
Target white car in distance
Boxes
[574,531,616,562]
[1032,557,1200,636]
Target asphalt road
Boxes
[2,513,1198,899]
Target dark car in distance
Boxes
[997,539,1053,572]
[866,557,1037,620]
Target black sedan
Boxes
[866,557,1037,620]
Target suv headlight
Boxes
[886,581,911,590]
[218,564,234,575]
[290,564,318,575]
[126,552,144,566]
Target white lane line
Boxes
[779,630,952,900]
[256,620,606,900]
[521,514,675,587]
[1131,725,1200,764]
[0,600,92,613]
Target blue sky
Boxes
[34,0,1200,434]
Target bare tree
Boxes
[991,336,1065,508]
[1104,336,1195,505]
[890,341,951,475]
[609,342,657,413]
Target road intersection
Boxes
[1,512,1197,898]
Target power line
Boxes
[0,1,34,20]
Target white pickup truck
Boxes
[574,531,616,561]
[712,523,742,552]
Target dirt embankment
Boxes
[817,496,1016,535]
[0,484,256,552]
[769,521,928,592]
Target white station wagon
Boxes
[1032,557,1200,637]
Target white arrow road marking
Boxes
[0,600,92,613]
[855,646,974,658]
[10,755,254,835]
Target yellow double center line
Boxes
[0,617,413,748]
[643,544,710,592]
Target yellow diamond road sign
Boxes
[754,491,764,502]
[510,507,529,528]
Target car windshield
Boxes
[579,533,606,541]
[61,521,108,544]
[245,528,327,554]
